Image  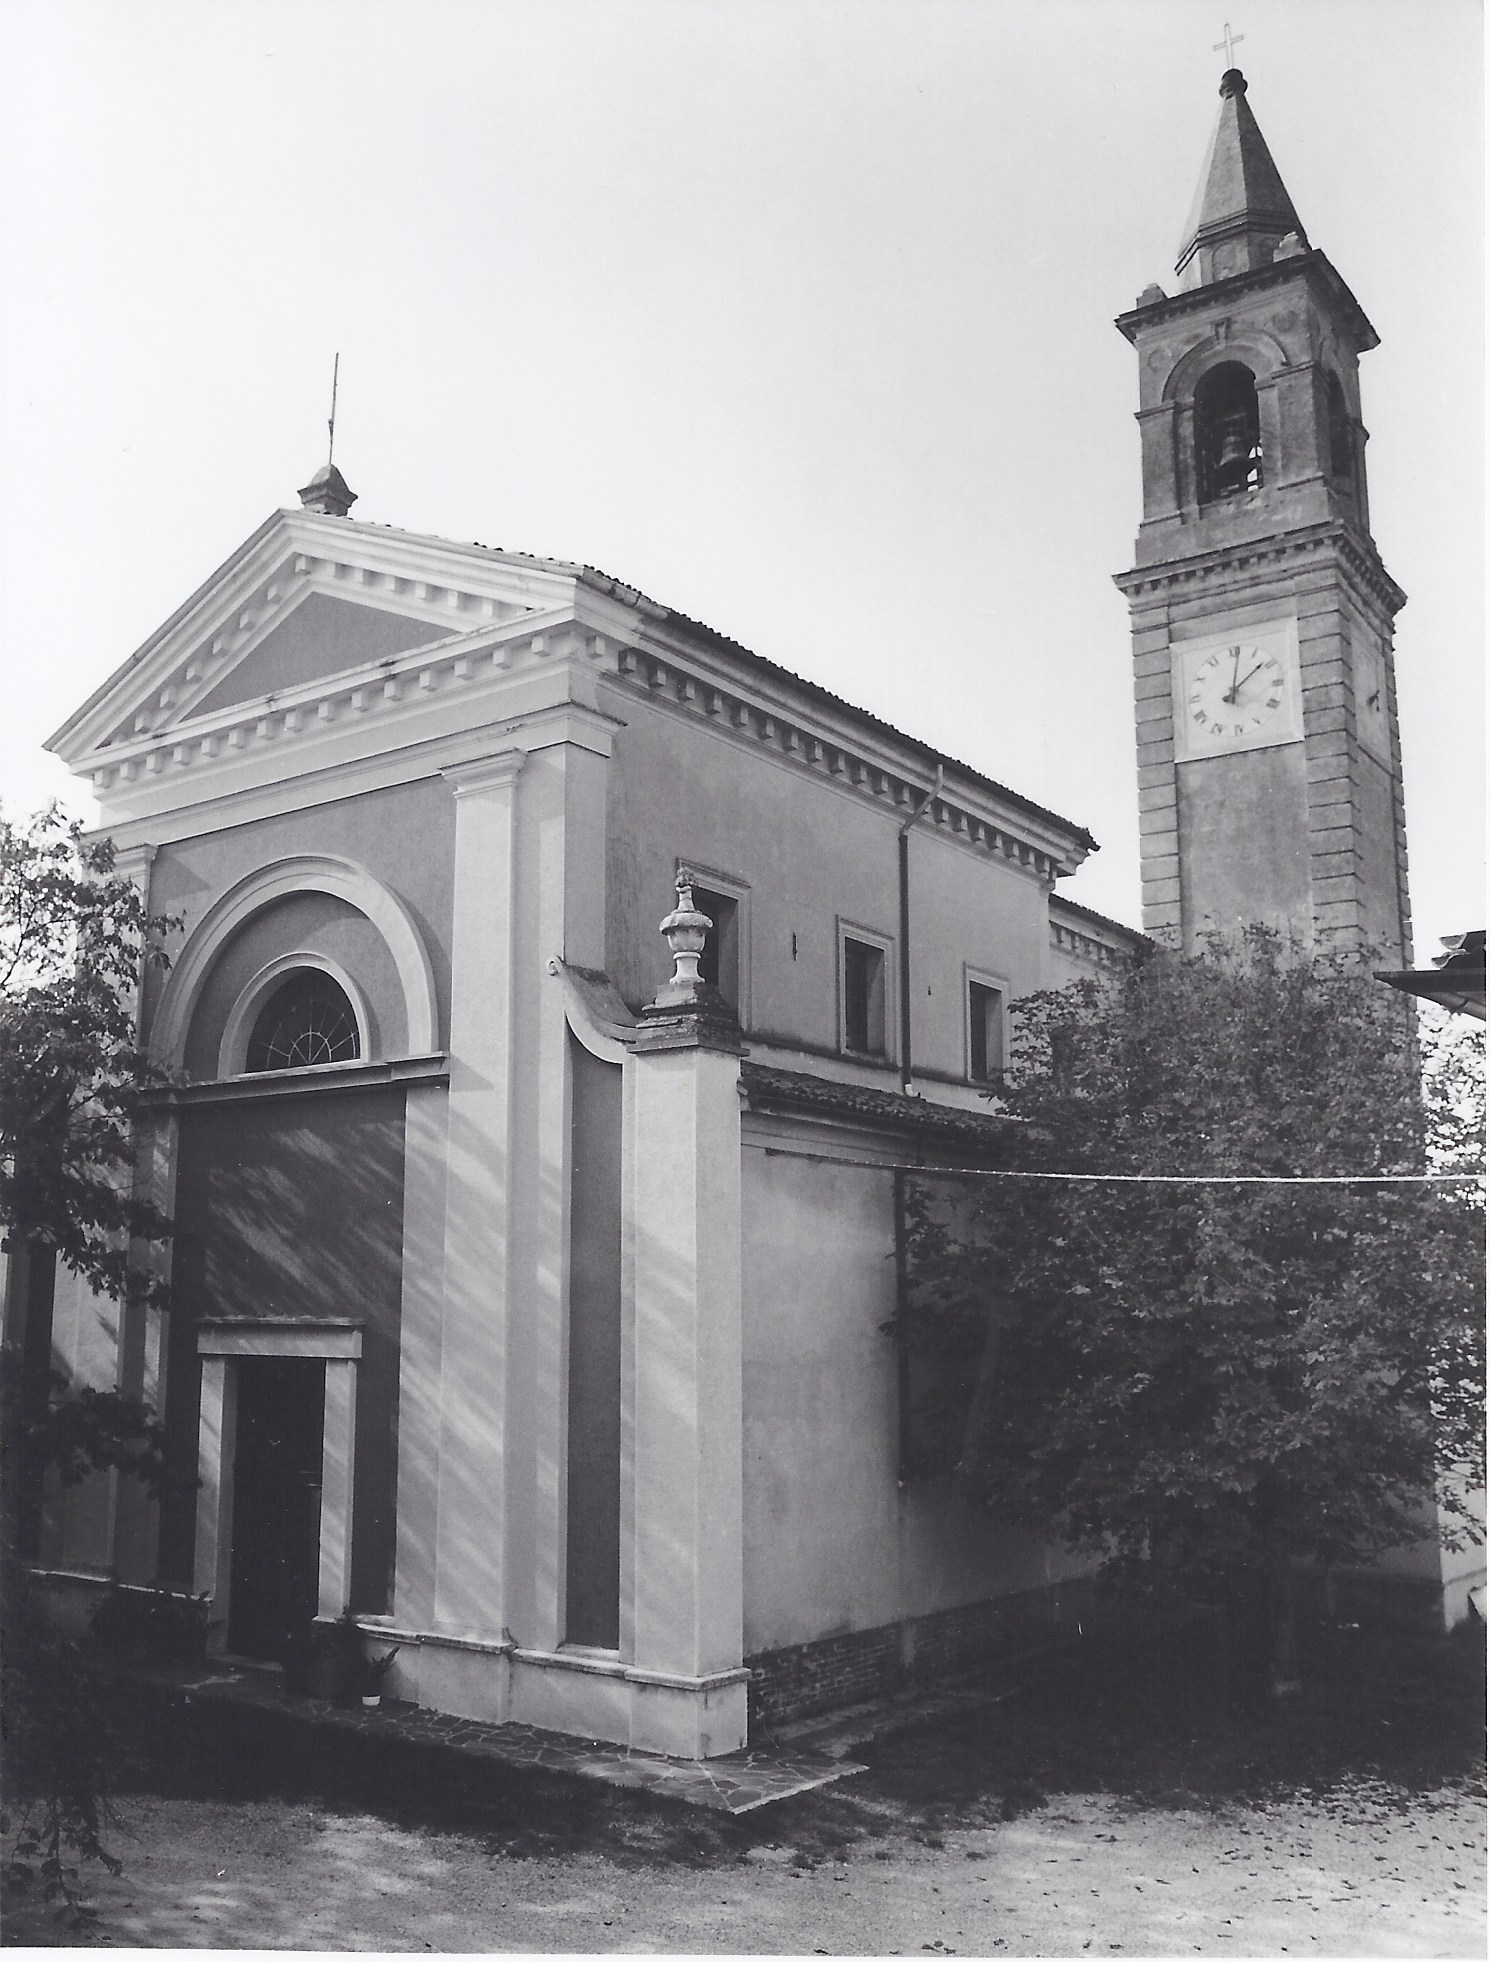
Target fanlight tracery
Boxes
[245,969,361,1072]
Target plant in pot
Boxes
[357,1643,400,1709]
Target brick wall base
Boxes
[744,1565,1457,1734]
[745,1582,1093,1734]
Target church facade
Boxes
[27,465,1132,1757]
[12,65,1470,1758]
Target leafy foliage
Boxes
[1,804,178,1307]
[1,805,182,1917]
[895,931,1485,1644]
[1,1559,123,1927]
[1,1354,189,1918]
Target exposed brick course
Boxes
[745,1586,1072,1734]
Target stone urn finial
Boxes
[654,868,713,1008]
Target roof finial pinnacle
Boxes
[298,354,357,516]
[327,351,340,469]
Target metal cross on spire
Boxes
[1214,20,1244,67]
[327,351,340,468]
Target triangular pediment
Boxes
[182,593,459,720]
[51,505,585,765]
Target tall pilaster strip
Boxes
[430,750,525,1639]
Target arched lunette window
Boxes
[1195,361,1262,503]
[245,969,361,1072]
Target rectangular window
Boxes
[843,935,888,1056]
[691,884,740,1011]
[968,978,1006,1083]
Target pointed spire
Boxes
[1175,69,1306,289]
[297,462,357,518]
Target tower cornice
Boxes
[1115,248,1378,356]
[1113,520,1407,618]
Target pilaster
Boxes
[624,1008,748,1754]
[429,750,525,1642]
[503,711,616,1654]
[390,1082,451,1629]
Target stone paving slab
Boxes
[117,1658,865,1815]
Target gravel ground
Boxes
[5,1777,1483,1954]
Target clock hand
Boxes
[1232,660,1265,698]
[1223,644,1242,703]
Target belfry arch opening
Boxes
[1194,361,1262,502]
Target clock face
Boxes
[1173,624,1301,760]
[1186,643,1287,743]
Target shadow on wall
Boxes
[160,1088,406,1614]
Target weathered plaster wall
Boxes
[141,777,456,1053]
[1177,743,1312,945]
[1356,748,1407,960]
[739,1142,1068,1656]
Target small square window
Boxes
[843,936,887,1056]
[968,979,1005,1083]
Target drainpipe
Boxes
[897,764,943,1096]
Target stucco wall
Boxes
[182,890,408,1077]
[140,777,456,1056]
[1047,943,1107,993]
[740,1139,1070,1657]
[160,1086,407,1614]
[601,683,1051,1078]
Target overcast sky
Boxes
[1,0,1482,951]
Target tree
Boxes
[2,805,177,1308]
[1,805,181,1917]
[895,929,1485,1696]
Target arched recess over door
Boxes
[153,854,439,1072]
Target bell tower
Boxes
[1114,66,1411,963]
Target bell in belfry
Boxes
[1210,406,1257,497]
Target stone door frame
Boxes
[194,1318,363,1648]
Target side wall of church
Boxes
[600,683,1055,1072]
[738,1142,1082,1661]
